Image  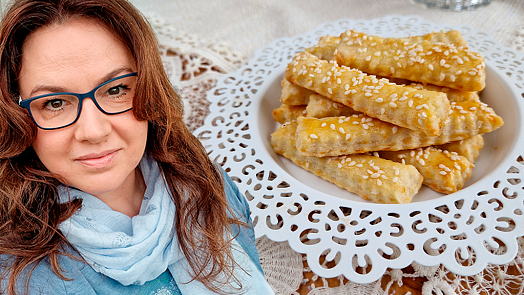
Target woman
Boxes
[0,0,273,294]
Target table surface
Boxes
[128,1,524,294]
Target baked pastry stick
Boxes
[280,78,316,106]
[334,30,486,91]
[405,30,467,47]
[306,94,360,118]
[305,30,467,62]
[305,36,341,61]
[379,147,474,194]
[286,51,450,136]
[271,121,423,204]
[295,100,503,157]
[408,82,479,102]
[434,134,484,163]
[272,104,307,124]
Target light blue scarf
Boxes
[58,155,272,294]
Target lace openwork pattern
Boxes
[151,13,524,295]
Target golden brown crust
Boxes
[272,104,307,124]
[305,35,341,61]
[433,134,484,163]
[271,121,423,204]
[286,51,451,136]
[305,30,467,63]
[334,30,485,91]
[295,100,503,157]
[306,94,360,118]
[407,82,480,102]
[379,147,474,194]
[280,78,316,106]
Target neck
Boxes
[94,167,146,217]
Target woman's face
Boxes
[18,18,148,201]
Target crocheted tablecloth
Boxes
[137,0,524,293]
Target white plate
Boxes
[195,15,524,283]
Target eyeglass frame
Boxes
[18,72,138,130]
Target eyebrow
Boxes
[26,66,135,98]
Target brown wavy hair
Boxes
[0,0,243,294]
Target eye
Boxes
[46,99,66,110]
[107,84,129,96]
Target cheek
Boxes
[32,130,71,171]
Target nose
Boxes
[73,98,111,143]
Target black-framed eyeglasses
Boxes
[18,72,138,130]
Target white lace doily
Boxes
[192,15,524,292]
[150,12,524,295]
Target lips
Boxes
[75,149,120,168]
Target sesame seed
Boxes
[418,159,425,166]
[366,56,372,61]
[356,164,363,168]
[392,177,399,183]
[339,127,345,134]
[362,124,369,129]
[346,134,351,140]
[362,175,369,179]
[389,102,397,108]
[375,97,383,103]
[418,119,424,125]
[338,163,342,168]
[377,179,383,186]
[321,123,327,127]
[392,126,398,134]
[428,64,434,70]
[440,73,445,81]
[330,124,336,130]
[439,171,447,175]
[365,93,372,97]
[310,134,318,139]
[328,88,333,94]
[337,78,342,84]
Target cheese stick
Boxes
[305,30,467,62]
[280,78,315,106]
[379,147,474,194]
[272,104,307,124]
[305,35,341,61]
[334,30,485,91]
[306,94,360,118]
[434,134,484,163]
[271,121,423,204]
[295,100,503,157]
[405,30,467,47]
[408,82,479,102]
[286,51,450,136]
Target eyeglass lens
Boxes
[29,75,137,129]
